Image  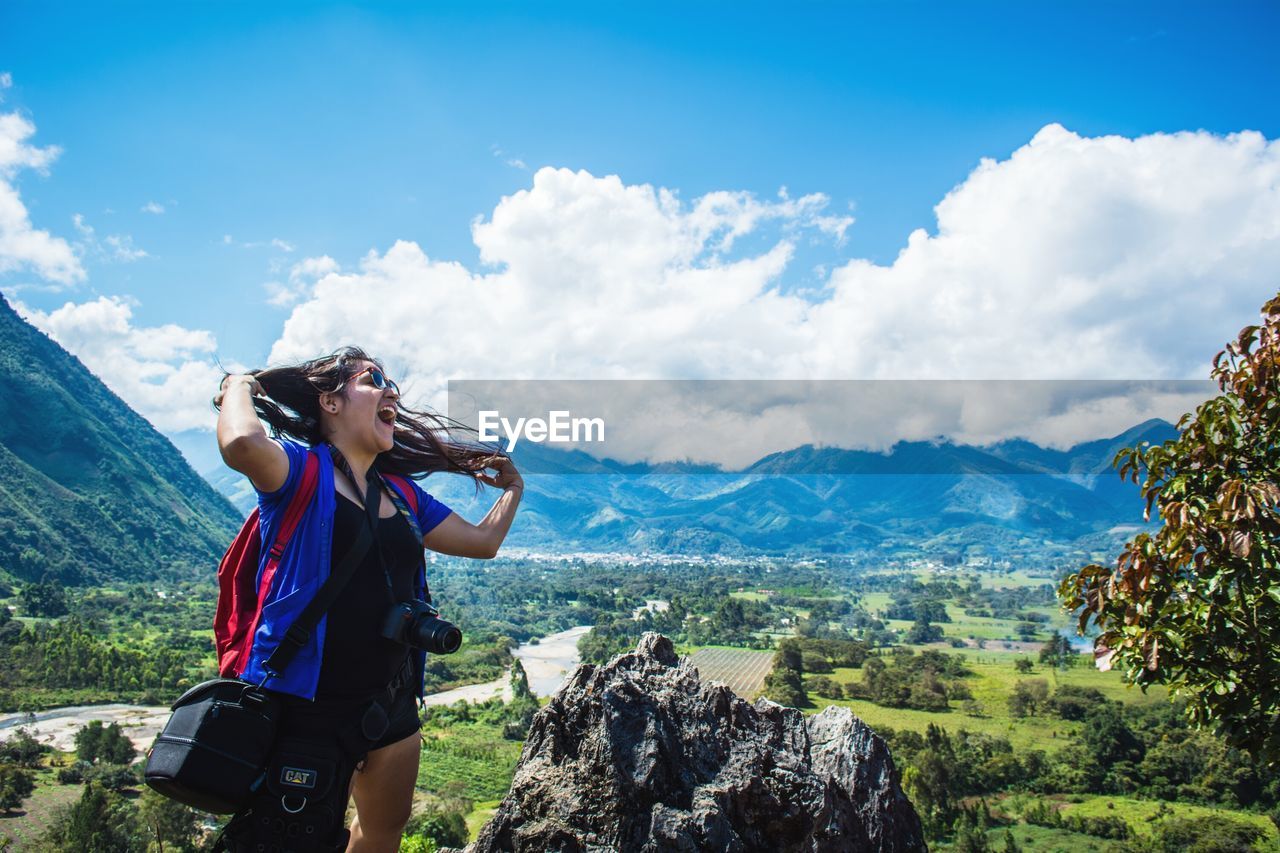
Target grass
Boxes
[807,656,1167,752]
[0,765,80,849]
[939,603,1064,642]
[418,722,524,802]
[1056,794,1278,841]
[930,794,1280,852]
[965,824,1123,852]
[465,799,501,841]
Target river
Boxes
[421,624,592,707]
[0,625,594,749]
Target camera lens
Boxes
[411,616,462,655]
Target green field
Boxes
[465,799,501,841]
[1057,794,1277,841]
[928,793,1280,852]
[809,654,1167,751]
[418,721,524,802]
[687,647,774,698]
[0,767,80,850]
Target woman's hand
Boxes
[215,373,287,493]
[213,373,264,408]
[476,455,524,493]
[423,454,523,559]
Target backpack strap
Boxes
[380,473,432,605]
[381,474,422,541]
[230,451,321,676]
[268,451,322,564]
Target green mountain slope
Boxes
[0,295,240,586]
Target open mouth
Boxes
[377,405,396,424]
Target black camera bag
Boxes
[144,678,284,813]
[145,452,384,814]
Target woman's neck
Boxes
[329,437,376,487]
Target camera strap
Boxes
[261,454,383,680]
[331,447,399,603]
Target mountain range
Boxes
[0,292,1179,575]
[0,295,241,587]
[211,415,1175,562]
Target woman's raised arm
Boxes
[422,458,523,559]
[215,374,289,493]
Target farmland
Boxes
[686,647,774,698]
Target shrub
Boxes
[1151,814,1264,852]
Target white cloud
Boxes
[264,254,340,307]
[229,235,295,252]
[0,109,84,285]
[141,201,165,215]
[491,144,528,171]
[0,91,209,437]
[16,296,223,433]
[103,234,148,262]
[807,124,1280,381]
[70,212,148,263]
[266,126,1280,460]
[445,379,1214,469]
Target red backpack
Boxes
[212,452,421,678]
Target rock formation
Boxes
[462,633,926,852]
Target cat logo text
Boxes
[281,767,316,788]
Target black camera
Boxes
[379,600,462,654]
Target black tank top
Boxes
[315,491,423,700]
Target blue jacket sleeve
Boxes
[254,438,309,507]
[409,478,454,536]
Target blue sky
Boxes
[1,2,1278,465]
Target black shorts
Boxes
[372,683,422,750]
[274,683,422,756]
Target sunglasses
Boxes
[352,365,400,396]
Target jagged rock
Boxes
[463,633,926,852]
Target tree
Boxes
[906,616,943,644]
[0,765,35,813]
[138,787,200,853]
[1007,680,1049,718]
[1060,292,1280,764]
[1038,635,1073,670]
[1081,703,1143,769]
[42,782,142,852]
[405,808,468,848]
[806,675,843,700]
[763,641,809,707]
[18,579,68,618]
[509,658,534,702]
[0,727,48,768]
[901,724,959,840]
[1013,657,1033,674]
[950,809,989,853]
[503,659,540,740]
[74,720,136,766]
[1151,814,1266,852]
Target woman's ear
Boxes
[319,391,341,415]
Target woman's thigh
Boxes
[350,729,422,828]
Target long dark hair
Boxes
[217,346,499,492]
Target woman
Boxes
[213,345,522,852]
